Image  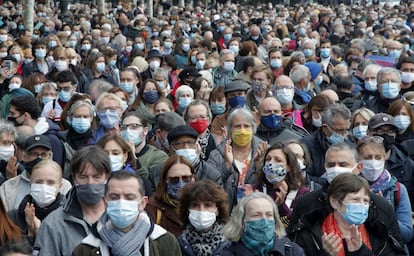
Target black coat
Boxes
[287,189,406,256]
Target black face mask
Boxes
[24,158,42,175]
[7,115,22,127]
[382,134,395,151]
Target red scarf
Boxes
[321,212,372,256]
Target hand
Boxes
[376,190,383,197]
[24,202,41,237]
[274,181,288,206]
[253,141,268,171]
[5,156,18,179]
[224,139,233,169]
[47,109,56,119]
[322,232,343,256]
[344,225,363,252]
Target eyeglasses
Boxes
[359,136,384,144]
[120,123,143,130]
[326,125,350,136]
[188,115,208,122]
[28,151,51,159]
[167,175,193,184]
[171,140,197,149]
[56,86,72,92]
[276,85,294,90]
[371,129,396,136]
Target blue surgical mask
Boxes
[157,81,166,89]
[223,61,235,72]
[298,27,306,36]
[210,103,226,115]
[223,34,232,41]
[107,200,139,228]
[251,35,259,40]
[175,148,198,164]
[109,59,117,67]
[381,82,399,99]
[96,62,106,73]
[182,44,190,52]
[35,83,44,94]
[12,54,21,63]
[229,45,239,55]
[260,114,282,130]
[276,88,294,105]
[218,26,225,32]
[389,49,401,59]
[228,96,245,108]
[135,43,145,50]
[270,59,282,69]
[58,90,72,102]
[98,110,119,128]
[42,96,55,105]
[191,55,197,65]
[338,203,369,225]
[327,131,344,145]
[69,40,77,48]
[164,42,172,49]
[196,60,205,70]
[394,115,411,130]
[48,40,57,48]
[120,82,134,93]
[72,117,91,134]
[35,49,46,59]
[303,49,313,58]
[241,218,275,255]
[364,81,377,92]
[352,125,368,139]
[320,48,331,58]
[143,91,160,104]
[121,128,143,146]
[167,180,187,198]
[81,44,91,51]
[178,97,192,109]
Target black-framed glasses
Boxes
[326,125,350,136]
[171,140,197,149]
[167,175,193,184]
[359,136,384,144]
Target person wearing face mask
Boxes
[211,50,237,88]
[81,51,117,86]
[366,68,402,114]
[387,100,414,143]
[356,136,413,248]
[33,146,112,256]
[387,40,403,60]
[317,39,339,80]
[0,135,72,212]
[94,93,123,142]
[130,79,162,125]
[367,113,414,211]
[396,57,414,95]
[64,100,95,150]
[245,65,273,112]
[72,170,182,256]
[243,24,263,46]
[141,50,163,82]
[247,143,310,228]
[268,48,284,80]
[301,103,352,186]
[210,80,249,139]
[222,192,304,255]
[169,66,201,111]
[152,111,185,155]
[175,85,194,116]
[22,38,51,79]
[119,67,141,106]
[274,75,303,120]
[300,94,331,134]
[146,154,196,236]
[361,64,382,103]
[178,180,230,256]
[0,57,19,99]
[9,160,65,239]
[288,173,405,255]
[173,37,191,69]
[121,112,168,177]
[255,97,305,145]
[289,64,313,107]
[350,108,374,143]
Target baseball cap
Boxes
[368,113,398,130]
[25,135,52,151]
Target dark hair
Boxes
[334,74,353,91]
[0,240,32,256]
[70,146,111,178]
[56,70,78,85]
[241,56,258,73]
[10,96,41,120]
[387,99,414,132]
[96,134,137,170]
[302,94,331,133]
[327,173,370,203]
[21,73,47,94]
[396,56,414,70]
[108,87,130,103]
[122,111,149,128]
[162,55,177,70]
[178,180,229,226]
[209,86,225,103]
[189,77,208,94]
[257,143,304,190]
[154,154,195,203]
[31,38,48,56]
[131,79,162,109]
[120,67,142,84]
[105,170,145,197]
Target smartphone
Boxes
[4,60,11,71]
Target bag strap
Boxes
[156,208,162,225]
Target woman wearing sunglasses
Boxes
[356,136,413,250]
[146,154,195,236]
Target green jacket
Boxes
[136,144,168,178]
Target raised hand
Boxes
[24,202,41,237]
[322,232,343,256]
[224,139,233,169]
[344,225,363,252]
[5,156,19,179]
[253,141,269,171]
[274,180,288,206]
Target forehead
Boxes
[188,104,207,115]
[31,165,61,180]
[167,163,192,176]
[326,149,354,164]
[107,177,140,194]
[246,198,273,213]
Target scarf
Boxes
[67,127,94,150]
[185,222,224,256]
[370,170,391,193]
[294,87,311,104]
[98,211,151,256]
[18,193,63,222]
[198,129,210,160]
[137,101,155,125]
[321,212,372,256]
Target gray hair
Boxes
[377,67,401,83]
[219,49,234,61]
[302,39,315,50]
[362,64,382,78]
[289,64,310,84]
[153,67,169,80]
[15,126,34,149]
[325,143,359,164]
[321,103,351,127]
[183,100,212,123]
[68,100,95,120]
[89,79,114,96]
[176,85,194,99]
[223,192,286,242]
[227,108,257,135]
[0,120,17,141]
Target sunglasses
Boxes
[167,175,193,185]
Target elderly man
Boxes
[72,171,181,255]
[289,64,313,106]
[212,49,237,87]
[361,64,382,102]
[274,75,303,118]
[366,67,402,113]
[387,40,403,60]
[301,103,352,186]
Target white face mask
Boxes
[401,72,414,84]
[361,160,385,182]
[312,112,322,128]
[325,164,357,183]
[54,60,68,72]
[0,145,14,161]
[188,209,217,231]
[109,154,124,172]
[30,183,58,208]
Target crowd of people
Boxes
[0,0,412,255]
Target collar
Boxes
[135,144,149,157]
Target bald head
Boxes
[258,97,282,117]
[275,75,294,87]
[320,89,339,103]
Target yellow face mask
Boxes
[231,128,253,146]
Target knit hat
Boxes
[304,62,322,82]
